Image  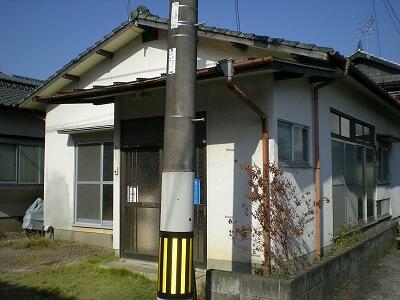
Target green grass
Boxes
[0,236,157,300]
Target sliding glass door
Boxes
[332,139,375,235]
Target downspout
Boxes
[219,58,271,274]
[313,58,350,259]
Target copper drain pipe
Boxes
[219,58,271,274]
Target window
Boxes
[75,142,113,227]
[278,120,309,165]
[331,113,350,138]
[0,144,17,182]
[0,143,44,184]
[331,111,373,144]
[377,147,390,182]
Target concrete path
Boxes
[102,259,206,290]
[329,249,400,300]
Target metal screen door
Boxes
[121,146,207,265]
[121,148,161,259]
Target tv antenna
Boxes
[357,16,375,53]
[127,0,136,21]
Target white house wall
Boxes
[44,103,114,239]
[205,74,273,270]
[44,30,273,251]
[271,78,317,254]
[319,78,400,248]
[115,73,273,269]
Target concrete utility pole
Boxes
[157,1,198,299]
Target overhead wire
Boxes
[387,0,400,26]
[382,0,400,36]
[234,0,241,31]
[373,0,382,56]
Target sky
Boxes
[1,0,400,80]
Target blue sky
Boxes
[1,0,399,80]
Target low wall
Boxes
[206,221,397,300]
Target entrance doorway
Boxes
[120,116,207,265]
[121,148,161,259]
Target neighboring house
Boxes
[0,72,45,231]
[21,8,400,271]
[350,49,400,100]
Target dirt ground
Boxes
[0,231,110,272]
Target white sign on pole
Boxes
[168,48,177,75]
[171,2,180,29]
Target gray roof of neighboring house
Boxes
[0,72,43,107]
[22,6,335,105]
[350,50,400,73]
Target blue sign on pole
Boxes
[193,179,201,205]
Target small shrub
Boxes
[229,163,328,276]
[331,222,361,254]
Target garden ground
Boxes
[0,232,156,300]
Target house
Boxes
[21,7,400,271]
[350,49,400,100]
[0,72,44,232]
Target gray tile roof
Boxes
[0,72,43,107]
[23,6,334,104]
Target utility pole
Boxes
[157,1,198,299]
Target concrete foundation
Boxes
[52,228,113,248]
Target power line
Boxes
[382,0,400,36]
[234,0,241,31]
[373,0,382,56]
[387,0,400,26]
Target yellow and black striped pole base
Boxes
[157,231,194,299]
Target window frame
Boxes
[74,141,113,229]
[330,109,375,146]
[0,142,44,185]
[277,119,310,167]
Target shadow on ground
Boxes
[0,281,75,300]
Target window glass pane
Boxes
[294,127,308,162]
[331,113,340,135]
[382,149,389,180]
[332,140,344,185]
[365,148,375,186]
[355,123,363,140]
[103,184,113,221]
[40,147,45,184]
[19,146,39,183]
[341,117,350,138]
[376,149,382,181]
[103,143,113,181]
[0,144,16,181]
[345,144,357,185]
[77,144,101,181]
[76,184,101,223]
[364,126,370,141]
[278,122,292,162]
[365,148,375,219]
